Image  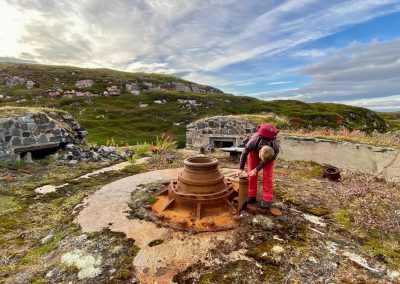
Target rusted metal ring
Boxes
[184,157,219,168]
[322,164,341,181]
[178,175,225,186]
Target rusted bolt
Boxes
[178,220,187,227]
[145,205,152,210]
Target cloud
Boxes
[341,95,400,111]
[267,81,293,85]
[292,49,326,58]
[254,39,400,110]
[0,57,37,64]
[2,1,399,113]
[235,82,256,87]
[2,0,400,93]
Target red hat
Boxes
[258,123,279,140]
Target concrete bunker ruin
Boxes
[0,110,87,162]
[186,116,258,149]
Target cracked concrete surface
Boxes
[75,168,246,283]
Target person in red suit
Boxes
[237,123,280,209]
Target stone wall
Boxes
[0,110,87,162]
[186,116,259,148]
[279,136,400,183]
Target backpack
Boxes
[258,123,279,140]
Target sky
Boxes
[1,0,400,111]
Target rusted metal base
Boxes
[151,157,239,232]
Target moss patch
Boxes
[197,260,267,284]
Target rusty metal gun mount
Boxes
[152,157,238,231]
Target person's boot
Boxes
[247,196,257,205]
[260,200,272,209]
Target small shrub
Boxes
[147,195,157,205]
[106,137,118,147]
[155,135,176,152]
[14,158,25,169]
[132,143,152,158]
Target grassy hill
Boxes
[0,63,389,146]
[378,111,400,131]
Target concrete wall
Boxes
[186,116,258,148]
[279,136,400,183]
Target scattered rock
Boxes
[251,215,274,229]
[69,159,79,165]
[45,270,54,278]
[26,80,35,89]
[154,99,167,104]
[271,245,285,254]
[139,103,148,108]
[41,234,55,245]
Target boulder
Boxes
[26,80,35,89]
[41,234,55,245]
[106,86,121,96]
[75,80,94,88]
[126,83,140,95]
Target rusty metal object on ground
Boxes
[152,156,238,232]
[322,164,341,181]
[238,175,248,211]
[270,207,283,216]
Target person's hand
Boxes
[248,168,258,176]
[236,170,243,177]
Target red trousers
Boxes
[247,150,274,202]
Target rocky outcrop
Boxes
[75,80,94,89]
[3,76,27,87]
[43,89,100,98]
[172,82,191,92]
[105,86,121,96]
[126,83,140,95]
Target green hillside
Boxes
[378,112,400,131]
[0,63,389,146]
